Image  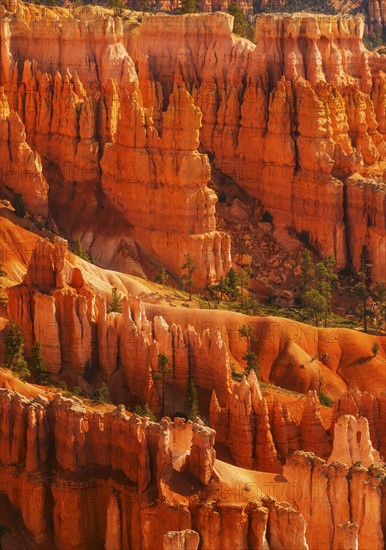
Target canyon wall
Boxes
[0,383,384,549]
[0,2,385,284]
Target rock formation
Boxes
[328,415,381,467]
[163,530,200,550]
[0,2,385,284]
[284,450,386,550]
[6,235,233,412]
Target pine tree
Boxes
[154,267,169,285]
[134,403,157,421]
[225,266,240,300]
[180,253,198,301]
[302,287,327,327]
[13,193,26,218]
[179,0,199,13]
[228,2,248,36]
[153,352,172,418]
[4,320,30,381]
[73,238,91,262]
[91,383,110,404]
[374,282,386,331]
[239,324,259,376]
[300,249,315,291]
[315,256,337,327]
[238,266,253,310]
[30,342,50,385]
[186,378,200,420]
[356,245,372,332]
[108,287,122,313]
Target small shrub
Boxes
[57,380,67,391]
[154,267,169,285]
[73,238,92,263]
[134,403,157,421]
[91,383,110,404]
[71,386,82,396]
[372,342,379,357]
[318,391,334,407]
[30,342,50,385]
[3,320,30,381]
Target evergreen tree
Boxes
[212,276,228,301]
[4,320,30,381]
[91,383,110,404]
[225,266,240,300]
[134,403,157,421]
[372,342,379,357]
[13,193,26,218]
[239,324,259,376]
[30,342,50,385]
[302,287,326,327]
[73,238,92,262]
[110,0,124,15]
[153,352,172,418]
[154,267,169,285]
[300,249,315,291]
[186,378,200,420]
[356,245,372,332]
[238,266,253,310]
[315,256,337,327]
[180,253,198,301]
[374,282,386,331]
[179,0,199,13]
[108,287,122,313]
[228,2,248,37]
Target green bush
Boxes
[134,403,157,421]
[3,320,30,381]
[108,287,123,314]
[30,342,50,385]
[91,383,110,404]
[318,391,334,407]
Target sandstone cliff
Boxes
[0,2,385,285]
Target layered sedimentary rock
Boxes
[136,11,386,276]
[163,530,200,550]
[0,387,219,548]
[332,387,386,460]
[1,384,384,549]
[328,415,381,467]
[210,373,386,470]
[284,450,386,550]
[7,236,233,412]
[1,2,385,283]
[0,86,48,217]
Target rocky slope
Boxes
[0,2,385,285]
[1,218,385,467]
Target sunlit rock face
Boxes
[1,3,385,284]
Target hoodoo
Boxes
[0,1,385,548]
